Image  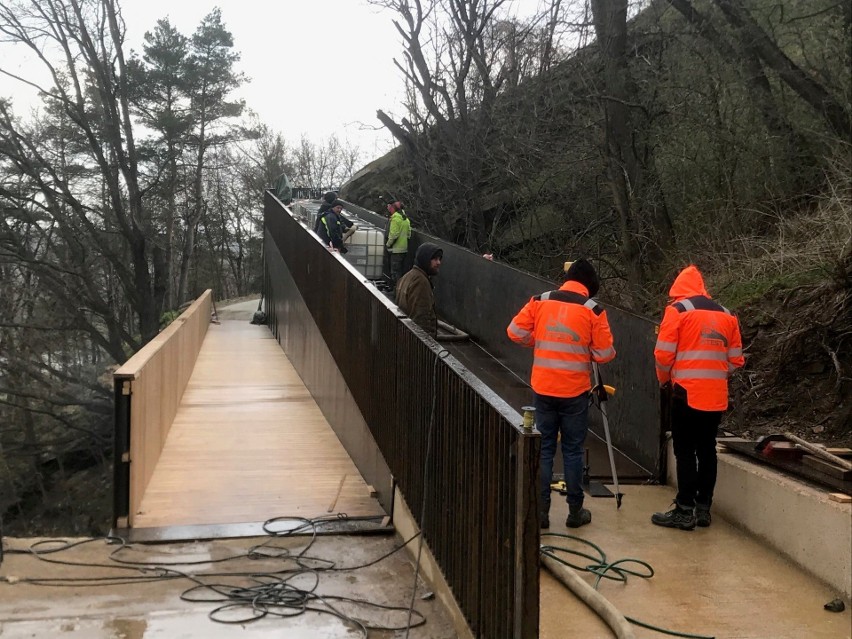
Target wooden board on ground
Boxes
[826,447,852,458]
[802,455,852,480]
[828,493,852,504]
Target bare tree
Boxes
[373,0,568,249]
[0,0,165,346]
[292,134,361,189]
[589,0,674,303]
[711,0,851,139]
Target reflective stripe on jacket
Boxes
[654,266,745,411]
[315,211,344,249]
[507,280,615,398]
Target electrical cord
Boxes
[4,349,453,636]
[405,346,450,638]
[540,533,714,639]
[1,514,430,636]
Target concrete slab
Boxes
[0,534,458,638]
[666,437,852,598]
[539,485,851,639]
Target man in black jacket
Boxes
[314,200,353,253]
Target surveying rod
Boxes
[592,361,623,509]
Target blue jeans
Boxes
[535,392,589,513]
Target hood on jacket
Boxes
[414,242,443,274]
[668,265,710,300]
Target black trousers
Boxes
[671,389,723,508]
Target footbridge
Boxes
[104,192,850,638]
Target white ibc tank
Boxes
[343,225,384,279]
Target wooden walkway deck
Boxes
[132,319,384,529]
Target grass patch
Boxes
[716,267,826,309]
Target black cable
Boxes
[405,346,451,638]
[1,515,431,635]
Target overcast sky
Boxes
[119,0,405,159]
[0,0,543,164]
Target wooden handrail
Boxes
[113,290,213,527]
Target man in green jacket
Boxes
[385,201,411,287]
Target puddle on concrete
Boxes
[105,618,148,638]
[0,617,148,639]
[114,542,214,569]
[0,612,380,638]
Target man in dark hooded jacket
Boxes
[396,242,443,336]
[651,265,744,530]
[316,191,338,217]
[314,199,353,253]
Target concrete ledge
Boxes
[392,486,473,639]
[665,436,852,599]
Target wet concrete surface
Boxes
[539,484,852,639]
[0,534,458,638]
[153,300,852,638]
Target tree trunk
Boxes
[590,0,647,302]
[713,0,851,139]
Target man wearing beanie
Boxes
[396,242,443,337]
[314,194,354,247]
[316,191,337,217]
[507,258,616,529]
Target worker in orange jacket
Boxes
[507,259,615,529]
[652,265,745,530]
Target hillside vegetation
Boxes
[342,0,851,445]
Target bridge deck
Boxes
[131,318,384,530]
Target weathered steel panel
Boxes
[264,191,540,638]
[340,198,661,475]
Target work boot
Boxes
[651,503,696,531]
[695,503,711,527]
[566,507,591,528]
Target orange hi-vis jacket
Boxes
[507,280,616,398]
[654,265,745,411]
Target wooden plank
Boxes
[785,432,852,471]
[826,448,852,458]
[828,493,852,504]
[802,455,852,480]
[115,290,211,378]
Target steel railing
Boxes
[263,191,540,638]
